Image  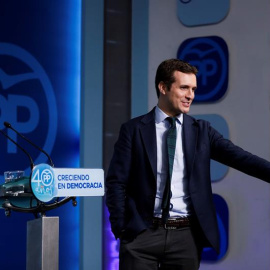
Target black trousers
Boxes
[119,226,203,270]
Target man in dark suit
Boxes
[106,59,270,270]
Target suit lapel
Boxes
[139,109,157,179]
[182,114,198,179]
[138,111,198,181]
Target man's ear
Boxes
[158,81,167,96]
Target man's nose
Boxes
[186,89,193,99]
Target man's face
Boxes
[158,71,197,116]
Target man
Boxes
[106,59,270,270]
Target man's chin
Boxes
[180,108,190,114]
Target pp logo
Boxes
[177,36,229,102]
[192,114,229,181]
[177,0,230,26]
[0,43,57,177]
[41,169,54,186]
[31,163,55,202]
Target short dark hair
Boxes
[155,59,198,98]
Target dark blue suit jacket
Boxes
[106,108,270,252]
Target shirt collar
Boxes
[155,106,183,125]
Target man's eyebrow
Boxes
[180,84,197,89]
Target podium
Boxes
[27,217,59,270]
[0,165,104,270]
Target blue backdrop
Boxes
[0,1,81,269]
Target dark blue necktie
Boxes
[162,117,177,221]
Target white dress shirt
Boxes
[153,106,192,217]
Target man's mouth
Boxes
[182,101,191,107]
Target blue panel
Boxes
[201,194,229,261]
[177,0,230,26]
[0,1,81,269]
[80,0,104,269]
[192,114,229,181]
[177,36,229,102]
[131,0,149,118]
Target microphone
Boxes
[0,129,34,169]
[4,121,54,167]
